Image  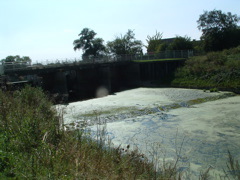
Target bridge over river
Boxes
[1,50,192,102]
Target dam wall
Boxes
[3,60,186,101]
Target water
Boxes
[60,88,240,179]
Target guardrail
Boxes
[2,50,193,73]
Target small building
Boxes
[161,38,176,44]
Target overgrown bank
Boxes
[172,46,240,93]
[0,86,178,179]
[1,86,240,179]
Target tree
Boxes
[156,42,169,52]
[1,55,31,64]
[145,31,162,53]
[168,36,193,51]
[73,28,106,59]
[145,33,193,53]
[107,29,143,55]
[197,10,240,51]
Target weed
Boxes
[133,58,185,63]
[172,46,240,91]
[0,86,165,179]
[224,150,240,180]
[199,166,212,180]
[0,86,236,179]
[210,88,219,92]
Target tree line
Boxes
[1,9,239,63]
[73,9,240,60]
[1,55,32,64]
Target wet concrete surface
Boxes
[58,88,240,179]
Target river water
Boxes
[59,88,240,179]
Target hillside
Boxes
[172,46,240,93]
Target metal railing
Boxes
[2,50,193,73]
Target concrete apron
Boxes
[60,88,240,179]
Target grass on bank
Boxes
[133,58,185,63]
[1,86,239,179]
[0,86,181,179]
[172,46,240,92]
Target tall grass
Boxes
[1,86,238,179]
[0,86,181,179]
[172,46,240,92]
[0,86,62,178]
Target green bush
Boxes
[172,46,240,90]
[0,86,61,152]
[0,86,62,177]
[209,88,218,92]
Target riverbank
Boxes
[0,86,169,179]
[171,46,240,94]
[61,87,240,179]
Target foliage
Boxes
[133,58,185,63]
[168,36,193,51]
[146,34,194,53]
[0,86,236,179]
[0,86,62,178]
[197,9,240,52]
[73,28,106,59]
[145,31,163,53]
[107,29,143,55]
[1,55,31,64]
[157,42,169,52]
[209,88,218,92]
[192,39,204,53]
[0,86,181,179]
[172,46,240,91]
[197,10,239,34]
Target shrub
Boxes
[0,86,62,177]
[209,88,218,92]
[206,51,227,66]
[172,46,240,90]
[0,86,61,152]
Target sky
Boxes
[0,0,240,63]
